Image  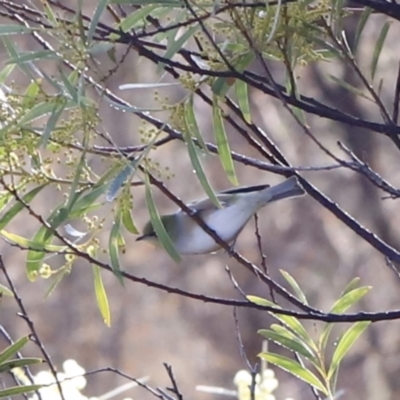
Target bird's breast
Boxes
[175,202,254,254]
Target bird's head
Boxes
[136,214,178,245]
[136,220,157,243]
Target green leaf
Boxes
[121,204,139,234]
[158,24,200,73]
[354,7,372,51]
[1,230,68,252]
[43,1,59,26]
[109,213,124,286]
[329,75,371,101]
[0,191,14,212]
[259,329,317,362]
[332,0,346,36]
[341,277,361,296]
[0,64,15,84]
[144,174,181,262]
[68,185,107,217]
[2,37,35,79]
[24,80,41,100]
[59,70,80,104]
[329,287,371,315]
[92,263,111,326]
[0,283,13,297]
[66,150,88,212]
[87,0,109,43]
[45,269,68,298]
[0,184,47,230]
[17,100,73,126]
[280,270,308,305]
[371,21,391,81]
[259,353,328,395]
[6,50,59,65]
[106,161,136,202]
[40,101,66,146]
[235,79,251,123]
[247,296,317,350]
[0,385,43,397]
[26,204,71,278]
[328,321,370,379]
[184,94,209,153]
[182,127,221,208]
[319,286,370,351]
[0,25,32,35]
[0,336,29,364]
[0,358,43,373]
[272,314,316,349]
[119,5,159,31]
[212,95,238,185]
[247,295,276,307]
[212,52,254,96]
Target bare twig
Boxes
[0,257,65,400]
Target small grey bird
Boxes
[136,176,304,255]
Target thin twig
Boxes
[0,256,65,400]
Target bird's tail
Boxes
[261,176,305,204]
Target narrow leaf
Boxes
[247,295,276,307]
[144,174,181,262]
[92,264,111,326]
[259,353,328,395]
[259,329,317,362]
[328,321,370,378]
[119,5,159,31]
[329,287,371,315]
[371,21,391,80]
[182,128,221,208]
[0,358,43,373]
[0,185,47,230]
[0,385,43,397]
[184,95,209,153]
[354,7,372,51]
[212,95,238,185]
[280,270,308,305]
[0,283,13,297]
[0,25,32,35]
[320,284,370,351]
[106,161,136,202]
[40,101,66,146]
[235,80,251,123]
[273,314,316,349]
[109,212,125,285]
[160,25,199,72]
[1,230,68,252]
[121,205,139,234]
[0,336,29,364]
[2,37,35,79]
[329,75,371,101]
[87,0,109,42]
[6,50,59,65]
[341,277,361,296]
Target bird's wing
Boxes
[186,195,230,214]
[221,183,270,194]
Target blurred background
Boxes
[1,1,400,399]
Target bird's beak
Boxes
[136,235,146,241]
